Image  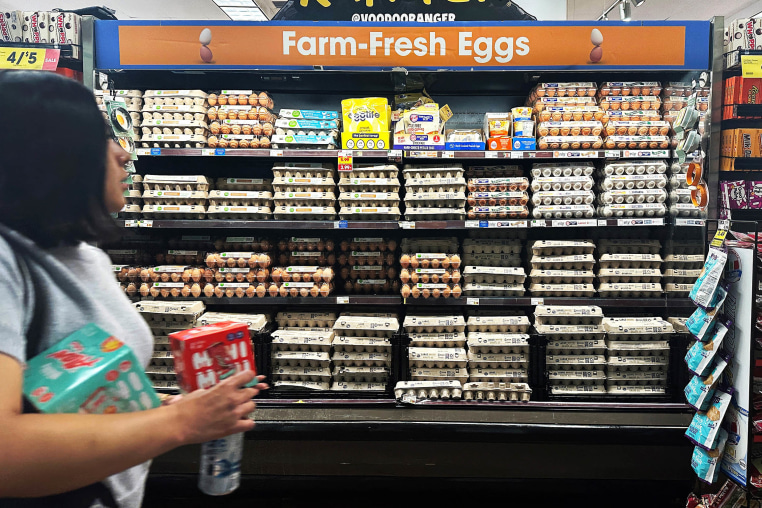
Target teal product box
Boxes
[23,323,161,414]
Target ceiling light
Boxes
[620,1,632,21]
[214,0,256,6]
[221,6,267,20]
[631,0,645,6]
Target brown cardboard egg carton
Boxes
[271,366,332,383]
[332,351,390,367]
[408,347,467,368]
[410,332,467,348]
[141,190,208,206]
[602,317,673,335]
[144,90,207,99]
[462,253,521,268]
[271,334,333,353]
[273,191,335,207]
[333,315,399,336]
[468,368,529,383]
[663,269,700,282]
[142,175,209,192]
[462,239,522,255]
[548,369,606,384]
[531,191,595,207]
[467,315,530,333]
[404,208,467,221]
[133,300,205,325]
[208,190,272,206]
[550,384,607,395]
[467,351,528,369]
[198,312,268,332]
[338,192,400,207]
[142,111,207,123]
[339,207,402,220]
[530,254,595,270]
[272,351,331,368]
[400,242,461,259]
[333,366,390,383]
[607,385,666,395]
[467,177,530,193]
[150,351,175,367]
[118,204,142,219]
[330,382,388,392]
[394,380,464,401]
[597,268,662,284]
[546,355,607,370]
[467,206,529,219]
[273,206,336,220]
[462,382,532,402]
[275,312,336,328]
[214,178,272,192]
[462,267,525,284]
[529,283,596,297]
[607,355,669,372]
[404,315,466,333]
[467,191,529,207]
[530,176,594,193]
[339,177,401,193]
[271,162,335,179]
[410,367,469,383]
[606,369,667,386]
[547,340,607,355]
[597,282,663,297]
[531,163,595,178]
[598,254,662,269]
[273,380,330,391]
[598,189,667,205]
[463,282,525,296]
[535,305,603,325]
[272,177,335,193]
[349,163,399,179]
[140,124,208,137]
[124,190,142,205]
[140,134,207,148]
[607,341,670,357]
[665,283,691,295]
[467,334,529,354]
[143,97,207,110]
[405,192,466,208]
[207,206,271,219]
[531,240,595,256]
[333,337,393,353]
[599,174,668,191]
[402,164,464,179]
[529,270,595,284]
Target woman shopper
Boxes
[0,70,267,507]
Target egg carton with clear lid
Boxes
[394,380,463,401]
[276,311,336,328]
[400,268,459,285]
[530,176,594,193]
[466,165,523,178]
[663,254,703,269]
[668,162,691,175]
[598,189,667,205]
[208,135,272,150]
[143,265,196,284]
[668,189,692,204]
[536,136,604,151]
[603,121,671,138]
[530,82,597,99]
[599,95,662,110]
[338,177,401,193]
[333,337,392,354]
[271,366,332,383]
[598,203,667,218]
[536,106,608,123]
[668,175,690,190]
[141,190,208,206]
[467,333,529,354]
[272,176,335,193]
[529,270,595,284]
[606,370,667,386]
[271,163,335,179]
[273,191,335,207]
[405,179,468,195]
[530,240,595,256]
[532,191,595,207]
[142,175,209,192]
[403,315,466,333]
[530,163,595,179]
[273,206,336,220]
[665,283,691,295]
[462,266,525,284]
[598,283,663,297]
[663,268,700,283]
[548,369,606,386]
[213,178,272,192]
[462,239,521,255]
[467,177,530,193]
[605,110,662,122]
[133,300,205,325]
[461,382,532,402]
[598,82,662,97]
[410,367,469,383]
[599,254,662,269]
[462,253,521,268]
[338,207,401,221]
[344,265,395,281]
[410,332,467,348]
[273,281,335,298]
[141,205,206,220]
[343,251,396,267]
[467,191,529,208]
[208,91,273,108]
[608,355,669,372]
[401,283,463,300]
[603,136,670,150]
[469,368,529,383]
[208,190,272,207]
[332,351,390,367]
[332,314,399,336]
[272,350,331,368]
[598,239,661,255]
[467,206,529,220]
[602,161,668,177]
[669,204,706,218]
[599,174,667,191]
[532,205,595,220]
[535,305,604,326]
[597,268,662,283]
[467,351,528,369]
[273,380,330,391]
[532,96,597,112]
[205,252,272,269]
[209,105,274,123]
[338,192,400,207]
[536,122,604,138]
[547,339,607,356]
[209,267,261,284]
[402,164,464,179]
[530,254,595,271]
[333,366,389,383]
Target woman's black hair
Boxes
[0,70,116,248]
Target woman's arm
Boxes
[0,353,264,498]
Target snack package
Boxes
[690,248,728,309]
[685,320,731,376]
[170,321,256,393]
[685,390,733,450]
[691,428,729,484]
[686,288,729,341]
[23,323,161,414]
[685,355,730,411]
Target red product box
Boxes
[725,76,762,105]
[170,321,256,393]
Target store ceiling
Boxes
[567,0,762,21]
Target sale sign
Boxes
[0,46,59,70]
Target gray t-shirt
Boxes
[0,226,154,508]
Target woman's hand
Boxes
[171,371,269,445]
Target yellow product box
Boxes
[722,128,762,158]
[341,97,391,134]
[341,131,390,150]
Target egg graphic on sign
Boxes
[199,28,213,63]
[590,28,603,63]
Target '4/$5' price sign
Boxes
[0,47,60,70]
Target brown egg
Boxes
[269,284,279,297]
[210,122,221,134]
[289,287,299,297]
[279,285,288,297]
[260,137,271,148]
[452,285,462,298]
[207,136,219,148]
[401,284,411,298]
[400,254,411,268]
[322,268,334,282]
[234,287,245,298]
[191,283,202,297]
[228,95,238,105]
[309,285,320,297]
[126,283,137,296]
[319,283,331,297]
[208,94,218,106]
[262,123,274,137]
[231,125,242,135]
[400,269,410,283]
[252,123,263,136]
[411,287,421,298]
[190,268,201,282]
[204,284,215,297]
[180,285,191,297]
[443,286,451,298]
[150,286,160,298]
[258,92,269,107]
[242,125,252,135]
[292,273,302,283]
[214,271,225,282]
[247,110,258,121]
[410,257,419,269]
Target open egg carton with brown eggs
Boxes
[330,313,397,390]
[529,82,598,101]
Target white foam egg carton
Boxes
[332,351,390,367]
[531,191,595,206]
[597,282,663,297]
[276,312,336,328]
[402,164,464,179]
[198,312,268,332]
[530,163,595,178]
[338,192,400,207]
[532,205,595,219]
[467,333,529,354]
[598,254,662,269]
[597,268,662,283]
[272,191,335,207]
[530,254,595,270]
[606,385,666,395]
[273,206,336,220]
[468,192,529,207]
[607,355,669,371]
[208,190,272,206]
[394,380,463,401]
[600,174,667,191]
[273,380,330,391]
[349,163,399,179]
[663,254,704,269]
[410,332,467,348]
[333,366,390,383]
[405,178,467,194]
[462,267,526,284]
[338,177,401,192]
[529,270,595,284]
[550,384,607,395]
[404,208,467,220]
[468,368,529,383]
[531,240,595,256]
[598,189,667,205]
[330,382,387,392]
[333,337,392,353]
[405,192,466,208]
[142,175,209,192]
[339,207,402,220]
[404,315,466,333]
[271,351,331,368]
[463,282,525,296]
[271,366,331,383]
[666,283,691,295]
[606,370,667,385]
[601,160,667,175]
[597,203,666,218]
[598,239,661,255]
[141,204,206,219]
[271,163,335,179]
[214,178,273,192]
[408,347,467,368]
[530,176,594,193]
[142,111,207,123]
[467,351,528,369]
[669,203,706,218]
[467,315,530,333]
[547,340,607,355]
[462,253,521,267]
[548,369,606,384]
[668,175,690,190]
[461,382,532,402]
[141,190,208,206]
[468,177,530,192]
[410,367,469,383]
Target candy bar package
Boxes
[685,355,730,411]
[24,323,161,414]
[690,248,728,310]
[685,390,733,450]
[686,288,729,341]
[691,428,729,484]
[685,320,731,376]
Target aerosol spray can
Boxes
[198,432,244,495]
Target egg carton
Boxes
[461,382,532,402]
[664,241,702,256]
[400,254,461,271]
[339,207,402,220]
[467,192,529,207]
[140,204,206,219]
[531,191,595,207]
[597,268,662,283]
[207,190,272,207]
[122,190,142,205]
[467,178,530,193]
[404,181,469,195]
[401,284,462,299]
[531,284,596,297]
[338,192,400,207]
[142,95,207,108]
[214,178,272,192]
[534,306,604,326]
[127,174,143,190]
[142,175,209,192]
[468,368,529,383]
[599,175,668,192]
[198,312,268,332]
[462,267,525,284]
[532,205,596,220]
[466,165,523,178]
[401,238,458,253]
[273,282,335,298]
[668,175,690,190]
[598,239,661,255]
[149,351,175,366]
[208,108,273,124]
[143,266,196,283]
[405,192,466,208]
[209,91,272,107]
[536,122,604,138]
[205,252,272,269]
[338,177,401,193]
[663,254,703,270]
[402,164,464,179]
[467,316,531,333]
[208,136,273,149]
[346,265,396,280]
[606,385,666,395]
[462,253,521,267]
[599,82,663,96]
[601,161,668,178]
[665,283,691,295]
[271,336,333,353]
[146,368,175,380]
[403,208,466,221]
[603,121,671,137]
[600,253,663,269]
[529,270,595,284]
[329,381,387,392]
[530,240,595,256]
[466,351,528,369]
[598,189,667,205]
[144,89,206,98]
[603,317,674,335]
[271,366,332,383]
[272,206,336,220]
[114,266,142,283]
[332,337,392,354]
[272,191,335,207]
[134,300,206,324]
[546,355,607,370]
[272,351,331,368]
[667,317,689,333]
[536,136,604,151]
[530,254,595,270]
[662,268,700,282]
[597,283,663,297]
[272,177,335,193]
[550,384,607,395]
[530,164,595,179]
[141,190,208,206]
[332,351,390,367]
[279,237,337,252]
[669,204,706,218]
[408,367,468,384]
[276,311,336,328]
[210,268,263,284]
[408,347,468,369]
[407,330,466,347]
[607,341,670,357]
[669,162,691,175]
[271,163,335,179]
[605,370,667,385]
[141,123,208,137]
[394,380,464,401]
[404,315,465,333]
[466,206,529,220]
[530,176,594,193]
[273,380,330,391]
[118,205,142,219]
[533,96,598,111]
[333,366,390,383]
[467,334,530,354]
[462,239,522,255]
[142,111,207,123]
[140,134,208,149]
[341,279,398,295]
[343,252,396,267]
[341,163,398,179]
[599,95,662,110]
[332,315,399,336]
[462,282,525,297]
[531,82,597,99]
[536,107,608,123]
[597,204,667,218]
[607,356,669,372]
[548,370,606,384]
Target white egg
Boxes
[199,28,212,46]
[591,28,604,46]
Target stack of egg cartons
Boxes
[403,164,467,221]
[271,311,336,391]
[404,314,468,400]
[465,165,530,220]
[338,163,401,220]
[331,312,397,392]
[663,238,704,297]
[134,300,205,391]
[270,237,335,297]
[529,240,596,298]
[122,171,143,219]
[538,305,607,396]
[597,239,663,298]
[599,82,669,151]
[95,89,143,129]
[603,317,673,396]
[207,90,275,149]
[140,90,208,148]
[466,313,531,401]
[141,175,208,220]
[530,163,595,220]
[399,237,462,299]
[272,162,336,220]
[668,162,706,220]
[532,83,602,152]
[596,161,668,219]
[336,237,399,295]
[596,160,668,219]
[207,176,272,220]
[462,235,525,297]
[202,249,273,299]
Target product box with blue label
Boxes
[393,132,446,151]
[513,137,537,151]
[445,129,485,151]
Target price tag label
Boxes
[742,54,762,78]
[443,151,455,159]
[139,220,154,228]
[485,151,498,159]
[605,150,619,158]
[270,149,283,157]
[123,220,138,228]
[675,218,705,227]
[0,47,59,70]
[616,218,664,227]
[531,220,547,228]
[466,298,480,306]
[711,223,729,248]
[338,150,353,172]
[551,219,597,228]
[334,220,348,229]
[399,221,416,229]
[531,298,544,306]
[597,219,609,226]
[510,152,524,159]
[336,296,350,304]
[202,149,215,156]
[136,148,151,156]
[465,220,480,228]
[388,150,403,160]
